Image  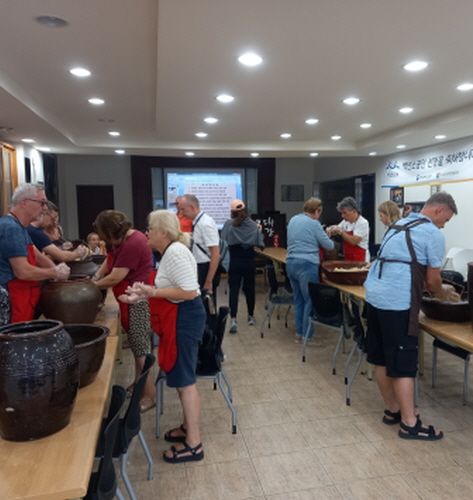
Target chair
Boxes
[155,306,237,437]
[260,264,293,338]
[432,338,471,404]
[96,354,156,500]
[302,282,348,367]
[85,385,127,500]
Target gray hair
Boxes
[11,183,45,206]
[148,210,191,247]
[336,196,359,213]
[424,191,458,215]
[181,194,200,208]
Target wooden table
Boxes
[255,246,288,264]
[0,291,120,500]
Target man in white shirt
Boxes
[179,194,220,295]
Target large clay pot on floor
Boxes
[0,320,79,441]
[39,279,102,324]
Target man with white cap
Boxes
[221,199,264,333]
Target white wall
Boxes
[14,144,44,184]
[57,155,133,239]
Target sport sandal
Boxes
[163,441,204,463]
[398,416,443,441]
[382,409,401,426]
[164,424,187,443]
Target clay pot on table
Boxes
[67,257,99,279]
[39,278,102,324]
[321,260,369,286]
[0,320,79,441]
[421,292,470,322]
[64,324,109,388]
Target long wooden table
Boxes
[0,291,120,500]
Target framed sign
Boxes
[281,184,304,202]
[389,186,404,206]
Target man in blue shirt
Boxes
[364,192,458,441]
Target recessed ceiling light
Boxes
[88,97,105,105]
[69,67,91,78]
[280,133,292,139]
[369,152,377,156]
[396,144,406,149]
[216,94,234,104]
[310,152,319,157]
[21,138,35,143]
[35,146,51,152]
[238,52,263,67]
[331,135,342,141]
[115,149,125,155]
[399,107,413,114]
[250,152,260,157]
[403,60,429,72]
[435,134,446,140]
[195,132,208,138]
[35,15,68,28]
[185,151,195,157]
[108,131,120,137]
[457,82,473,92]
[342,96,360,106]
[203,116,218,124]
[360,123,372,129]
[305,118,319,125]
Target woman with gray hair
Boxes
[120,210,206,463]
[327,196,370,262]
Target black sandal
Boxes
[398,416,443,441]
[164,424,187,443]
[163,441,204,463]
[382,409,401,426]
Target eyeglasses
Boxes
[26,199,48,207]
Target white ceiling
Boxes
[2,0,473,158]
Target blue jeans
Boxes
[286,259,319,338]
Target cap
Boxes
[230,199,245,211]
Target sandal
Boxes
[382,409,401,426]
[163,441,204,463]
[164,424,187,443]
[398,416,443,441]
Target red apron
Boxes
[342,231,366,262]
[7,244,41,323]
[147,271,179,372]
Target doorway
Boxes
[76,185,114,240]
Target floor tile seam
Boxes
[331,473,424,497]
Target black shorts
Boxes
[366,304,418,378]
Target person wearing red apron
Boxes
[91,210,154,411]
[364,192,459,441]
[0,184,69,323]
[328,196,370,262]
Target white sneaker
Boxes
[229,319,238,334]
[247,315,256,326]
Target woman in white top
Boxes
[120,210,206,463]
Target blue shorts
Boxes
[166,297,206,388]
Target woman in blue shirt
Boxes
[286,197,335,341]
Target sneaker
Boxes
[229,319,238,334]
[247,315,256,326]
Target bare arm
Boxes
[204,245,220,291]
[118,283,199,303]
[151,287,199,301]
[340,231,362,246]
[9,256,57,281]
[425,267,443,295]
[93,267,129,289]
[34,247,55,268]
[43,244,83,263]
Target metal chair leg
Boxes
[432,344,438,388]
[220,369,233,402]
[463,355,470,405]
[216,372,237,434]
[284,305,291,328]
[116,486,126,500]
[260,303,274,338]
[301,319,313,363]
[155,376,165,438]
[344,347,365,406]
[120,452,137,500]
[138,430,154,480]
[331,327,344,375]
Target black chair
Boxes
[156,306,237,437]
[96,354,155,500]
[85,385,126,500]
[303,283,347,368]
[260,264,293,338]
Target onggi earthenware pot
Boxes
[67,257,99,278]
[421,292,470,322]
[39,279,102,324]
[0,320,79,441]
[64,324,109,388]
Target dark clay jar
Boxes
[468,262,473,329]
[0,320,79,441]
[39,279,102,324]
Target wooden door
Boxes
[76,185,114,240]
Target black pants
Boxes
[197,262,219,311]
[228,261,255,318]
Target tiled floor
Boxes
[115,276,473,499]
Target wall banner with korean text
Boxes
[383,142,473,186]
[251,213,287,248]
